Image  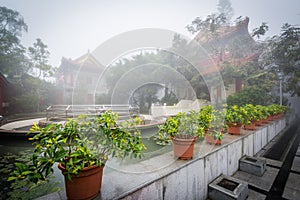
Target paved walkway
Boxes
[232,122,300,200]
[0,118,44,130]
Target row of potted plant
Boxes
[157,104,287,160]
[225,104,287,134]
[8,103,287,199]
[157,105,225,159]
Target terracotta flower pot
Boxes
[172,137,196,160]
[244,121,256,130]
[227,123,242,135]
[205,134,222,145]
[262,118,269,124]
[58,163,104,200]
[268,115,275,121]
[255,120,263,126]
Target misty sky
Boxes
[1,0,300,67]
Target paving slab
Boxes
[291,156,300,172]
[247,189,266,200]
[283,173,300,200]
[265,158,283,168]
[296,146,300,156]
[233,166,279,192]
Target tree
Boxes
[0,6,28,77]
[186,13,227,35]
[27,38,55,112]
[261,24,300,96]
[217,0,234,23]
[28,38,54,78]
[252,22,269,39]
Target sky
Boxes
[1,0,300,67]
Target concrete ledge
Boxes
[38,118,286,200]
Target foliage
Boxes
[0,151,59,200]
[186,13,227,35]
[9,111,146,183]
[224,105,250,125]
[260,23,300,96]
[0,6,28,77]
[252,22,269,39]
[157,111,205,145]
[241,104,259,122]
[255,105,270,120]
[129,83,160,114]
[217,0,234,23]
[0,6,58,115]
[197,105,213,129]
[208,129,224,140]
[227,86,274,107]
[267,104,288,116]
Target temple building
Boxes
[192,17,257,103]
[56,52,107,104]
[56,17,257,106]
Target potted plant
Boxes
[257,105,270,124]
[157,111,205,160]
[242,104,257,130]
[197,105,213,132]
[205,129,224,145]
[253,105,266,126]
[205,108,225,145]
[225,105,249,135]
[9,111,146,200]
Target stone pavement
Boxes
[0,118,44,130]
[232,123,300,200]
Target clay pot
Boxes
[58,163,104,200]
[172,137,196,160]
[227,123,242,135]
[255,120,263,126]
[244,121,256,130]
[205,134,222,145]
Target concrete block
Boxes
[208,174,248,200]
[239,156,266,176]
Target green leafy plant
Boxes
[255,105,270,120]
[225,105,250,125]
[156,111,205,145]
[241,104,259,122]
[9,110,146,185]
[208,129,224,140]
[197,105,213,130]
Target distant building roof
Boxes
[0,72,9,86]
[59,52,105,72]
[191,17,258,74]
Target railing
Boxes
[46,104,139,121]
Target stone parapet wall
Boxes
[119,118,286,200]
